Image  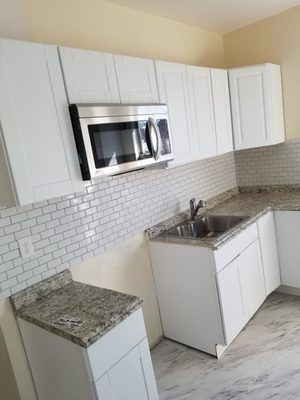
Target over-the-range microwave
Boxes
[69,103,174,180]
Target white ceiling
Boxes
[105,0,300,33]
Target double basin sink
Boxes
[167,215,249,240]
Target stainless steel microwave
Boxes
[69,103,174,180]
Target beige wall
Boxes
[72,234,163,347]
[24,0,224,67]
[0,0,30,40]
[224,6,300,139]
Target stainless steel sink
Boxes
[167,215,249,239]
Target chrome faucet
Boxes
[190,198,206,221]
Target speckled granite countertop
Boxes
[146,186,300,250]
[10,270,143,348]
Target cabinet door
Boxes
[258,212,281,295]
[275,211,300,288]
[59,46,120,103]
[114,55,159,104]
[95,339,158,400]
[210,68,233,155]
[217,257,247,345]
[229,64,284,150]
[186,65,217,160]
[239,240,266,319]
[155,61,194,167]
[0,39,83,206]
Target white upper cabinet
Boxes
[0,39,83,207]
[186,65,217,160]
[59,46,120,104]
[211,68,233,154]
[155,60,194,167]
[229,63,285,150]
[114,55,159,104]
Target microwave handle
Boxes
[148,117,162,160]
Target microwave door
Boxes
[82,117,154,178]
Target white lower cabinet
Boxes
[217,239,266,347]
[217,257,246,345]
[18,309,158,400]
[258,212,281,295]
[149,223,267,357]
[275,211,300,288]
[95,339,157,400]
[238,239,266,318]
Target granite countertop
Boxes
[10,270,143,348]
[146,186,300,250]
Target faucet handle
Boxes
[198,200,206,208]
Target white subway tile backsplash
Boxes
[0,244,9,256]
[7,266,23,279]
[0,153,237,297]
[27,209,43,219]
[235,139,300,186]
[0,218,11,228]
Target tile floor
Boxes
[151,293,300,400]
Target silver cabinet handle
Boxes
[148,117,162,160]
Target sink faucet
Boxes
[190,198,206,221]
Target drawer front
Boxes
[87,308,146,381]
[214,223,258,272]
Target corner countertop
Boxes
[146,186,300,250]
[10,270,143,348]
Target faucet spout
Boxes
[189,198,206,221]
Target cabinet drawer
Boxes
[87,308,146,381]
[214,223,258,272]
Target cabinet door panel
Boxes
[0,39,83,205]
[211,69,233,154]
[95,343,154,400]
[59,46,120,104]
[114,55,159,104]
[217,257,246,345]
[275,211,300,288]
[186,65,217,160]
[155,61,193,167]
[239,240,266,319]
[258,212,281,295]
[229,66,270,149]
[229,64,284,150]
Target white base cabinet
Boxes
[18,309,158,400]
[217,257,247,345]
[149,222,267,357]
[238,239,266,319]
[275,211,300,288]
[258,212,281,295]
[229,63,285,150]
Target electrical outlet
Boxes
[18,237,35,260]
